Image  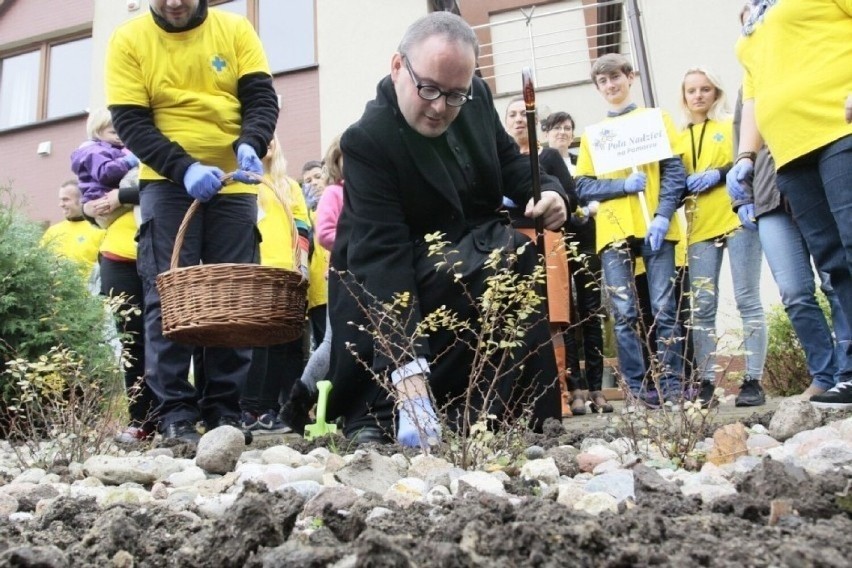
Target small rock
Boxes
[577,446,619,473]
[278,480,323,500]
[0,493,19,517]
[769,398,822,442]
[195,426,245,474]
[555,480,586,508]
[451,471,506,497]
[167,466,207,488]
[707,423,748,466]
[520,458,559,484]
[302,486,360,518]
[384,477,427,508]
[334,451,403,495]
[585,470,635,502]
[573,492,618,515]
[525,445,546,460]
[262,445,306,467]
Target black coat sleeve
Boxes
[233,72,279,159]
[539,148,578,212]
[109,105,196,184]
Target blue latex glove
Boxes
[686,169,721,193]
[645,215,670,251]
[123,153,140,168]
[624,171,647,194]
[737,203,758,231]
[726,159,753,201]
[233,143,263,184]
[183,163,224,202]
[397,396,441,448]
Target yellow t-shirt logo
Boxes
[211,55,227,72]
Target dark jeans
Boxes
[564,251,604,391]
[137,184,259,429]
[241,338,305,414]
[100,255,157,426]
[776,134,852,381]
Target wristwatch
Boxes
[736,151,757,163]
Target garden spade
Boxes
[304,380,337,440]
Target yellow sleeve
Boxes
[662,111,682,157]
[105,26,149,108]
[288,178,310,228]
[235,17,271,77]
[575,135,595,177]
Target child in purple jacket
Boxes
[71,108,139,226]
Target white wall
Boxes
[316,0,428,152]
[90,0,147,110]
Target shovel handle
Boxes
[314,380,332,426]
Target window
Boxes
[258,0,315,73]
[0,36,92,130]
[47,38,93,120]
[213,0,316,74]
[0,50,38,129]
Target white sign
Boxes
[585,108,672,175]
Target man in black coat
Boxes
[328,11,571,447]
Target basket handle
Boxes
[169,172,302,274]
[170,199,202,271]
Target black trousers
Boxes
[137,185,258,429]
[100,255,157,426]
[564,251,605,391]
[241,338,305,414]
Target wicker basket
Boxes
[156,198,307,348]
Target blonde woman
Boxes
[679,67,765,407]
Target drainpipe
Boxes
[625,0,655,107]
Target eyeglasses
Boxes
[403,56,472,108]
[548,125,574,133]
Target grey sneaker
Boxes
[735,379,765,407]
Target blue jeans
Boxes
[688,228,766,383]
[776,134,852,382]
[601,240,683,395]
[759,210,849,388]
[137,185,259,429]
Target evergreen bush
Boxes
[0,187,122,436]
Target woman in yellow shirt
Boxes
[679,67,766,408]
[728,0,852,408]
[240,136,311,432]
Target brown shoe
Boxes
[589,391,613,413]
[571,389,587,416]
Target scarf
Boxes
[742,0,779,36]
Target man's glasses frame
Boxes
[402,55,472,108]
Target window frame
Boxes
[0,31,92,132]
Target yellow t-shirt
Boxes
[100,210,138,261]
[679,118,740,245]
[257,177,310,270]
[105,9,271,194]
[40,220,105,277]
[307,213,330,310]
[576,107,684,253]
[737,0,852,168]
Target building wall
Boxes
[315,0,428,153]
[0,0,94,223]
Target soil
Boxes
[0,415,851,567]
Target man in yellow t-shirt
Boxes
[574,53,686,407]
[105,0,279,444]
[40,179,104,283]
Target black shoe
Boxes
[810,380,852,409]
[698,381,719,409]
[735,379,765,407]
[346,424,392,445]
[208,416,253,445]
[161,420,201,445]
[279,380,316,436]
